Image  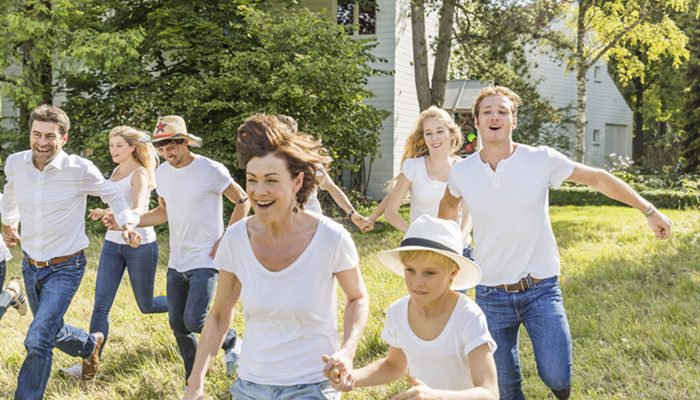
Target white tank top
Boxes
[105,166,157,245]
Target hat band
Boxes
[400,238,459,255]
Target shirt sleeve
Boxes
[212,161,235,194]
[461,304,497,356]
[544,146,576,188]
[1,160,20,226]
[213,223,239,274]
[380,302,400,349]
[331,226,359,274]
[400,158,418,183]
[447,163,463,199]
[81,161,139,227]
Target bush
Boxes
[549,186,699,209]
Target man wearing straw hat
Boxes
[136,115,250,384]
[439,86,672,400]
[2,104,141,399]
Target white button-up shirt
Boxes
[1,150,139,261]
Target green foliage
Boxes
[549,186,698,209]
[680,7,700,173]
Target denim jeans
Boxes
[475,276,572,400]
[90,240,167,356]
[455,243,476,295]
[0,259,9,320]
[230,379,340,400]
[15,252,100,400]
[167,267,238,381]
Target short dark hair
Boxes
[153,138,187,148]
[29,104,70,136]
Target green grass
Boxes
[0,206,698,399]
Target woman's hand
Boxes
[360,216,375,233]
[88,208,108,221]
[183,385,205,400]
[322,354,355,392]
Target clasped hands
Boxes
[89,208,141,248]
[321,351,355,392]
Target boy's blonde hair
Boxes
[399,250,459,273]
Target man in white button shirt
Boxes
[1,104,141,400]
[439,86,672,400]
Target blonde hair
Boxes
[399,250,459,273]
[387,106,463,186]
[472,86,522,119]
[109,126,159,189]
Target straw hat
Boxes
[142,115,203,147]
[376,215,482,290]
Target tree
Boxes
[681,10,700,172]
[558,0,689,162]
[61,1,389,189]
[411,0,458,111]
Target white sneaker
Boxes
[225,338,242,378]
[6,281,28,316]
[59,363,82,378]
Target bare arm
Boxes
[384,175,412,233]
[352,345,408,388]
[322,266,369,389]
[459,198,473,246]
[130,168,151,213]
[222,182,250,228]
[362,194,390,232]
[184,270,241,399]
[566,163,672,239]
[391,343,498,400]
[438,186,462,222]
[320,173,367,228]
[137,196,168,227]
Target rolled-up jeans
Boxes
[475,276,572,400]
[15,251,100,400]
[166,267,238,381]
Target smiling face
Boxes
[109,134,136,165]
[474,95,517,147]
[246,153,303,222]
[30,120,68,171]
[423,117,455,157]
[402,257,458,306]
[156,140,192,168]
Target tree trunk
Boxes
[632,76,644,164]
[411,0,432,111]
[430,0,457,108]
[574,2,588,163]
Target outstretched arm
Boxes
[320,173,367,228]
[362,195,390,233]
[438,186,462,222]
[566,163,672,239]
[137,196,168,227]
[383,175,412,233]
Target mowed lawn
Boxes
[0,206,697,399]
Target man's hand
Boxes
[121,224,142,248]
[360,216,375,233]
[648,210,672,240]
[101,212,120,230]
[1,223,20,248]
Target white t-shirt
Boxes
[448,145,576,286]
[105,167,157,245]
[0,194,11,262]
[400,157,448,223]
[156,155,234,272]
[214,216,359,385]
[381,295,496,390]
[303,168,326,215]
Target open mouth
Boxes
[256,200,274,209]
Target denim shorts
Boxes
[230,378,340,400]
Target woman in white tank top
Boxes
[60,126,167,376]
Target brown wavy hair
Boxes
[236,114,332,208]
[472,85,522,119]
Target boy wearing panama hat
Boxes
[327,215,498,398]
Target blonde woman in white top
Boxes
[364,106,475,262]
[61,126,167,376]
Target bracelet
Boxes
[236,196,248,205]
[642,204,656,217]
[349,210,356,218]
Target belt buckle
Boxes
[505,278,530,293]
[36,260,51,268]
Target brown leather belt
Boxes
[497,276,544,293]
[25,250,84,268]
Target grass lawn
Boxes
[0,206,697,399]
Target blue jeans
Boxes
[167,268,238,381]
[90,240,167,356]
[0,259,9,320]
[16,252,100,400]
[455,243,476,295]
[230,379,340,400]
[475,276,572,400]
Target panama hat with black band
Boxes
[376,214,482,291]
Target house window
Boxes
[594,66,601,82]
[337,0,376,35]
[592,129,600,146]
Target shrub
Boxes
[549,186,699,209]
